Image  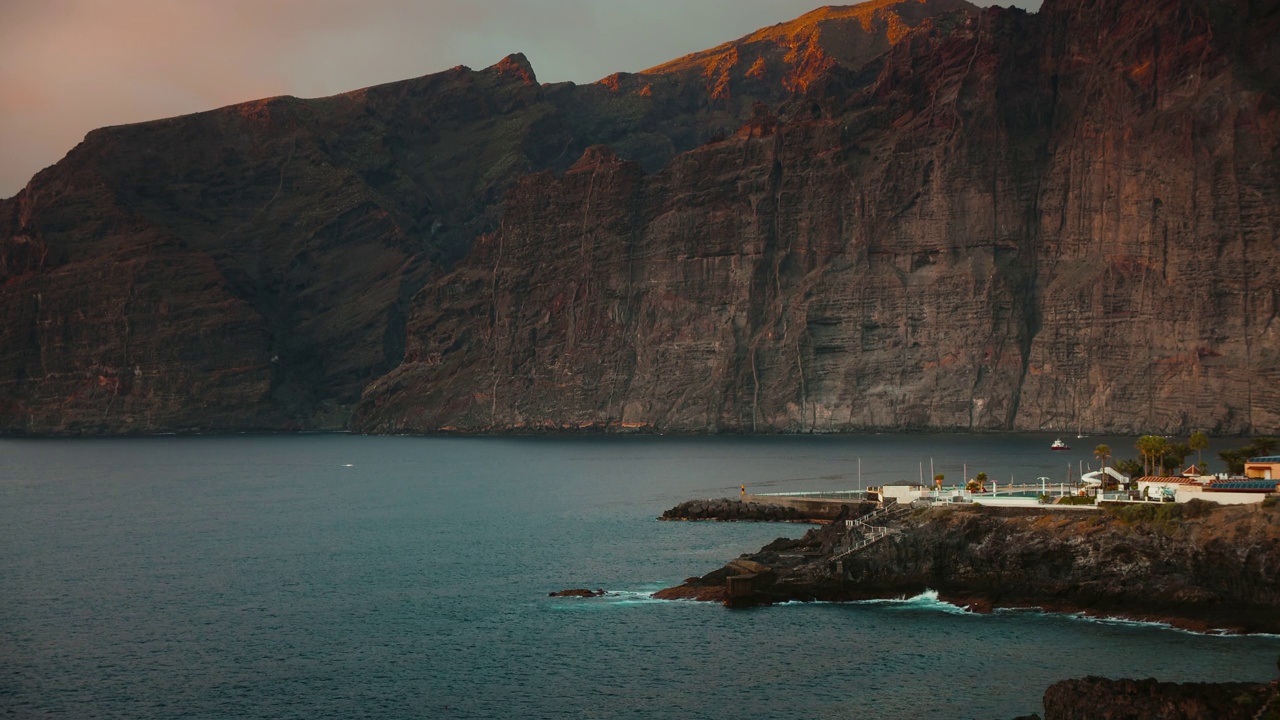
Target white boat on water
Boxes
[1050,439,1071,451]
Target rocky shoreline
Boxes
[654,500,1280,634]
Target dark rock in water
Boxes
[1041,676,1276,720]
[549,588,608,598]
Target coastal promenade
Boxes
[747,483,1096,514]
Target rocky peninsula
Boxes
[655,499,1280,634]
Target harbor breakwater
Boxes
[659,497,872,523]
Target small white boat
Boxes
[1050,439,1071,451]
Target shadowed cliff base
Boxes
[3,0,1278,436]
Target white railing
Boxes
[831,503,905,562]
[751,490,868,499]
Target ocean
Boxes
[2,434,1277,719]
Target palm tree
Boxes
[1188,431,1208,470]
[1135,435,1169,477]
[1094,444,1112,472]
[1152,437,1171,476]
[1090,443,1111,486]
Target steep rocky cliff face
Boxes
[0,56,568,432]
[2,0,1277,435]
[356,0,1280,435]
[0,0,961,434]
[1017,0,1280,434]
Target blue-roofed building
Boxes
[1245,456,1280,481]
[1209,480,1280,491]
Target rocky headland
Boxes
[654,499,1280,634]
[2,0,1277,436]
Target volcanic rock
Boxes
[549,588,609,598]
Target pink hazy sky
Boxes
[0,0,1039,198]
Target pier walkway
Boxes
[741,491,870,521]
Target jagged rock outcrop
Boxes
[2,0,1278,435]
[655,501,1280,633]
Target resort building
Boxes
[1135,476,1203,502]
[1135,474,1277,505]
[1245,456,1280,480]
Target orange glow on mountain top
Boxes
[640,0,976,92]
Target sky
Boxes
[0,0,1041,198]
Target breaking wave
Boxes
[545,588,687,610]
[847,589,973,615]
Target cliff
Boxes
[2,0,1278,435]
[0,56,564,432]
[355,0,1280,436]
[653,500,1280,634]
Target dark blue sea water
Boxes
[2,434,1277,719]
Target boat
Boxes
[1050,439,1071,451]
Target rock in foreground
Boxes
[1040,676,1278,720]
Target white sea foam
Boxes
[602,590,668,606]
[1064,613,1280,637]
[993,607,1280,638]
[546,589,682,610]
[841,589,973,615]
